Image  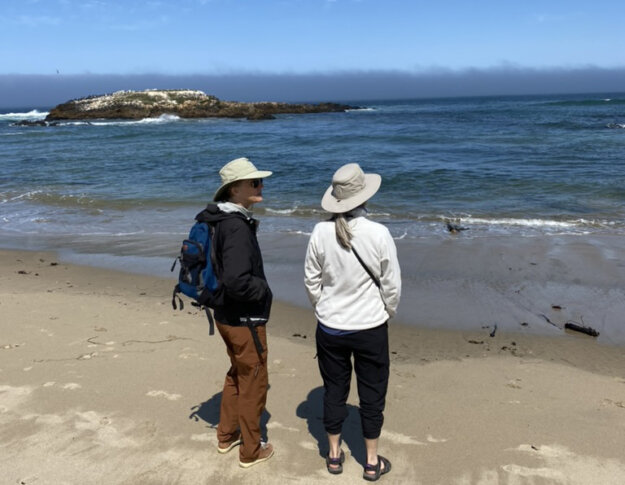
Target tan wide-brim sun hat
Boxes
[321,163,381,213]
[213,157,273,201]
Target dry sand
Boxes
[1,249,625,484]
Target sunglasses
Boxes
[250,178,264,188]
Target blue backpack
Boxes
[171,221,219,334]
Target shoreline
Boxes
[3,228,625,347]
[2,249,625,484]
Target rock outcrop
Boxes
[13,120,59,127]
[45,89,355,121]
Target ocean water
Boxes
[3,94,625,244]
[2,93,625,337]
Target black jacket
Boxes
[196,204,272,326]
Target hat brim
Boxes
[213,170,273,201]
[321,173,381,213]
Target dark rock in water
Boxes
[446,222,469,234]
[45,89,357,121]
[247,112,276,121]
[13,120,59,127]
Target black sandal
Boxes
[363,455,391,481]
[325,449,345,475]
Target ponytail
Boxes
[333,213,353,250]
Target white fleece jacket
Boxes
[304,215,401,331]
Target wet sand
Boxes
[1,249,625,484]
[262,232,625,345]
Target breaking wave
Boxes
[0,109,48,121]
[56,113,182,126]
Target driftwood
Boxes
[539,314,559,328]
[564,322,600,337]
[540,313,599,337]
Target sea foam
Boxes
[56,113,182,127]
[0,109,48,120]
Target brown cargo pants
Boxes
[216,321,268,462]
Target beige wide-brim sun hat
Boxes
[213,157,273,201]
[321,163,381,213]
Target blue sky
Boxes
[1,0,624,106]
[2,0,624,74]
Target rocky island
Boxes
[44,89,355,121]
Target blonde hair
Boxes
[331,203,367,249]
[333,213,353,250]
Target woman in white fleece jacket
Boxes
[304,163,401,482]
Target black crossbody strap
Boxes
[245,319,265,361]
[351,246,381,288]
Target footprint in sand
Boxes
[2,343,23,349]
[146,390,181,401]
[178,352,201,360]
[74,411,137,448]
[504,444,625,482]
[299,441,317,451]
[380,430,425,445]
[16,475,39,484]
[502,464,563,480]
[63,383,82,390]
[77,352,97,360]
[426,434,448,443]
[190,433,212,442]
[507,379,523,389]
[601,398,625,409]
[266,421,299,432]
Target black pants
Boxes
[316,322,390,440]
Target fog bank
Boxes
[1,67,624,108]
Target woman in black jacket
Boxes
[199,157,274,468]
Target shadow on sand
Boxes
[296,386,367,467]
[189,388,272,442]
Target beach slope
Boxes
[1,250,624,484]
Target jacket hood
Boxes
[195,203,239,224]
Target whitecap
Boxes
[0,109,49,120]
[136,113,181,124]
[459,216,579,228]
[265,207,298,215]
[58,113,182,127]
[2,190,44,203]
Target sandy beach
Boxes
[1,248,625,484]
